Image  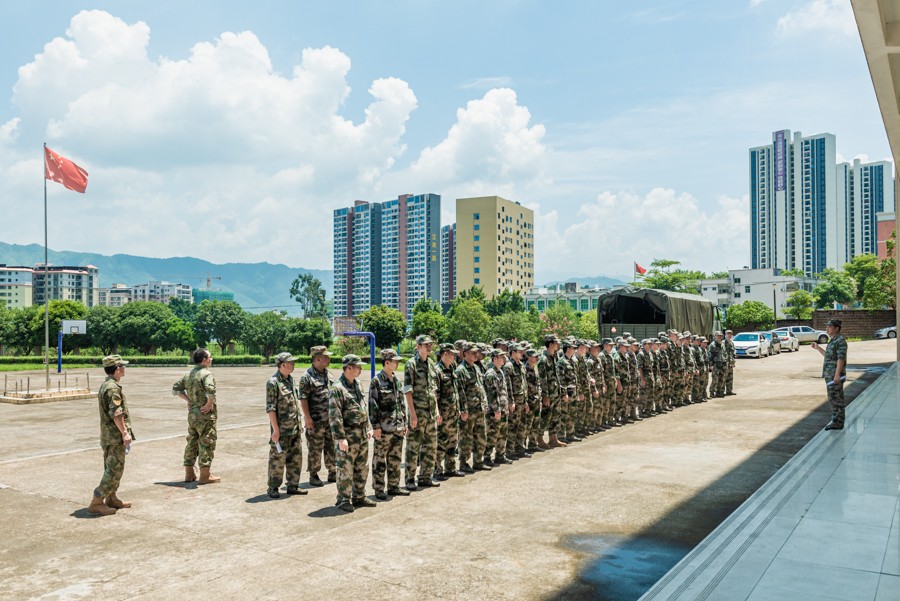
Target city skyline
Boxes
[0,1,891,284]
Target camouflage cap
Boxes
[415,334,435,345]
[725,329,733,335]
[341,354,363,366]
[544,334,560,346]
[658,331,668,338]
[508,342,522,352]
[274,351,298,365]
[616,339,628,347]
[461,342,478,353]
[477,343,491,354]
[102,354,129,368]
[454,339,467,349]
[826,318,842,328]
[380,349,400,362]
[714,330,723,337]
[489,348,507,358]
[525,348,539,358]
[310,345,333,358]
[491,338,508,348]
[622,332,632,338]
[577,339,588,347]
[601,337,613,345]
[438,343,456,355]
[561,341,573,350]
[658,337,668,344]
[627,337,638,344]
[650,338,660,344]
[700,337,708,343]
[590,340,601,348]
[667,329,678,335]
[641,339,649,345]
[682,331,692,337]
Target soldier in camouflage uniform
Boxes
[572,341,593,437]
[524,348,544,452]
[700,337,711,400]
[435,343,465,478]
[636,340,652,417]
[680,333,697,404]
[504,343,531,458]
[613,340,631,424]
[404,335,442,489]
[650,338,664,413]
[813,319,848,430]
[538,335,566,447]
[656,335,672,411]
[557,341,578,442]
[627,339,642,420]
[666,330,682,407]
[369,349,410,500]
[329,354,374,512]
[587,341,605,431]
[484,349,513,465]
[599,339,618,427]
[724,330,737,395]
[88,355,134,516]
[298,346,335,486]
[708,331,727,397]
[456,342,491,471]
[690,336,705,403]
[266,352,307,498]
[173,348,220,485]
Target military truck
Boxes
[596,287,716,339]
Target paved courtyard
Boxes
[0,341,894,600]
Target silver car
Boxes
[874,326,897,339]
[772,325,829,344]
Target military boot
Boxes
[549,434,568,448]
[88,494,116,516]
[105,492,131,509]
[198,467,221,484]
[184,466,197,482]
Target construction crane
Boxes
[155,274,222,289]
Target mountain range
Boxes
[0,241,332,315]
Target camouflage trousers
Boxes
[703,370,711,398]
[335,427,369,502]
[184,408,217,468]
[437,412,460,471]
[507,401,525,452]
[658,375,670,407]
[710,365,726,395]
[522,403,540,447]
[268,426,303,490]
[95,444,126,498]
[599,389,614,424]
[372,431,404,491]
[405,416,438,482]
[643,382,656,413]
[306,420,335,476]
[568,392,588,433]
[487,411,509,458]
[827,379,846,426]
[691,373,704,402]
[725,363,735,393]
[544,396,564,436]
[459,409,488,465]
[557,395,572,436]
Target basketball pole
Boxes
[43,142,50,390]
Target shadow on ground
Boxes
[544,363,890,601]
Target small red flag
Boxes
[45,146,88,193]
[634,262,647,275]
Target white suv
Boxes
[772,325,829,344]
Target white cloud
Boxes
[776,0,856,38]
[460,76,513,90]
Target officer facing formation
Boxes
[87,355,133,516]
[173,348,220,485]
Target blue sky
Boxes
[0,0,888,283]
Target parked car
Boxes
[774,330,800,352]
[762,331,782,354]
[874,325,897,339]
[732,332,770,358]
[772,325,829,344]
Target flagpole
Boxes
[43,143,50,390]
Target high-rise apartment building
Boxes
[455,196,534,298]
[750,130,894,275]
[441,223,456,305]
[32,264,99,307]
[0,265,34,308]
[333,193,440,319]
[131,281,193,304]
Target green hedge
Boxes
[0,355,265,366]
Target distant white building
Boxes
[698,268,820,317]
[32,264,100,307]
[524,283,610,313]
[0,265,34,308]
[131,281,193,304]
[98,283,133,307]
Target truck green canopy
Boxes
[596,287,715,338]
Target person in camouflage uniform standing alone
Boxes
[405,335,442,489]
[538,335,565,447]
[456,342,491,472]
[435,343,465,479]
[87,355,134,516]
[329,354,374,512]
[299,346,335,487]
[266,352,307,498]
[812,319,848,430]
[173,348,220,485]
[504,343,531,458]
[369,349,410,500]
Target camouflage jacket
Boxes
[681,345,696,371]
[437,361,461,420]
[724,339,736,365]
[587,354,604,393]
[574,354,592,396]
[600,350,616,390]
[626,351,640,384]
[298,366,332,424]
[537,351,562,400]
[404,352,438,417]
[266,371,300,431]
[329,374,370,441]
[636,350,651,382]
[455,361,487,413]
[668,344,683,373]
[822,334,848,380]
[484,365,511,414]
[691,345,704,370]
[368,370,406,433]
[708,340,727,366]
[503,358,527,403]
[656,348,669,375]
[613,350,630,386]
[558,355,577,397]
[98,377,134,447]
[524,362,542,407]
[172,366,216,412]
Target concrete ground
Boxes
[0,341,894,601]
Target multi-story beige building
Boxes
[0,265,34,308]
[455,196,534,298]
[98,283,133,307]
[32,264,100,308]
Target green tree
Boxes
[241,311,289,361]
[578,309,599,340]
[117,301,180,355]
[783,290,814,320]
[708,270,729,279]
[813,268,857,308]
[29,300,89,353]
[448,285,486,316]
[356,305,406,349]
[284,317,333,354]
[779,268,806,277]
[486,311,538,343]
[484,290,526,316]
[862,232,896,310]
[446,299,491,343]
[409,297,448,341]
[195,300,247,354]
[539,302,580,338]
[724,300,774,330]
[160,317,197,353]
[289,273,327,318]
[169,298,199,323]
[86,305,120,355]
[2,306,41,354]
[636,259,704,294]
[843,254,880,302]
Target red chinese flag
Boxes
[634,262,647,275]
[44,146,88,193]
